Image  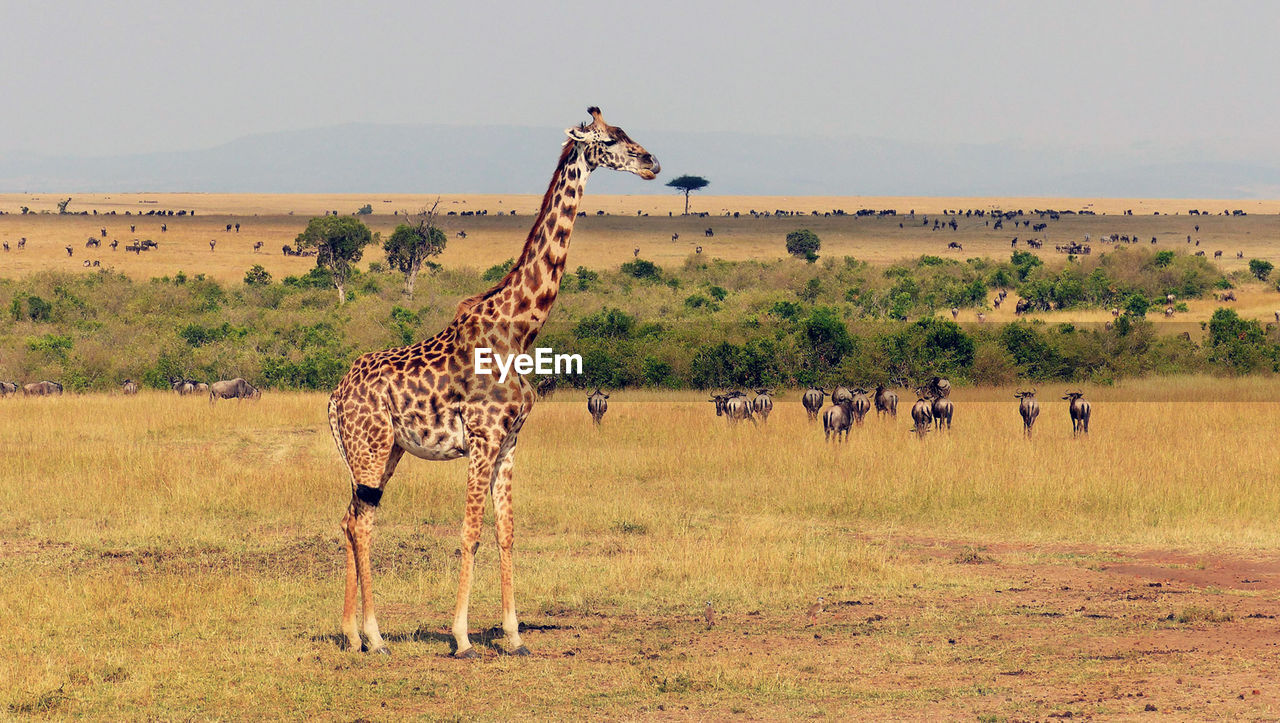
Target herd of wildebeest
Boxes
[558,376,1093,440]
[0,376,262,402]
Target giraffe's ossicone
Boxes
[327,107,659,658]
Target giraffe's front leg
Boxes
[492,439,529,655]
[452,436,497,658]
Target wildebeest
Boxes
[1015,389,1040,438]
[587,389,608,425]
[210,378,261,402]
[751,389,773,422]
[195,382,209,394]
[849,388,871,426]
[535,377,557,399]
[725,395,753,423]
[0,381,19,396]
[1063,390,1091,437]
[910,392,933,435]
[170,377,197,395]
[822,398,853,442]
[873,384,898,418]
[122,379,138,395]
[831,385,853,406]
[927,376,951,399]
[931,395,954,430]
[23,380,63,396]
[802,387,826,421]
[710,393,729,417]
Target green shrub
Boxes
[684,294,717,310]
[26,334,73,360]
[244,265,272,286]
[574,307,635,339]
[482,258,515,282]
[620,259,661,280]
[785,229,821,259]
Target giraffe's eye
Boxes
[601,139,618,147]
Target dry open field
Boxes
[3,193,1280,323]
[2,382,1280,719]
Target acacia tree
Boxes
[294,215,373,304]
[666,175,709,215]
[384,201,447,298]
[786,229,821,262]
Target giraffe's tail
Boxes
[328,393,352,473]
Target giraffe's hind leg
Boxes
[491,432,528,655]
[352,445,403,654]
[334,410,402,654]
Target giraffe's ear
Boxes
[565,125,591,142]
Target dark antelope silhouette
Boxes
[1015,390,1040,438]
[873,384,898,418]
[587,389,609,425]
[802,387,826,421]
[910,390,933,435]
[751,389,773,422]
[823,398,854,442]
[1063,390,1091,436]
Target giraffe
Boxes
[327,107,659,659]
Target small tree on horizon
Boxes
[665,175,710,215]
[294,215,374,304]
[384,200,447,298]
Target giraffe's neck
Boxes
[473,142,589,352]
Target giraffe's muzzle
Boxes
[638,155,660,179]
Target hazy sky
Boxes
[3,0,1278,159]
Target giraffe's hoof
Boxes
[454,646,479,659]
[372,646,391,656]
[511,645,532,657]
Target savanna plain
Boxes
[3,195,1280,719]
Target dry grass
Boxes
[2,380,1279,718]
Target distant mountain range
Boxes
[2,123,1278,198]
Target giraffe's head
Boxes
[566,107,660,180]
